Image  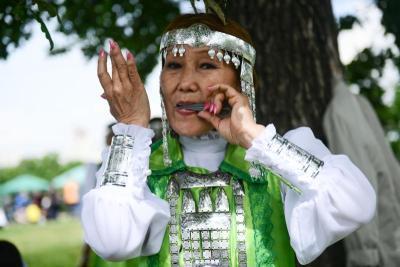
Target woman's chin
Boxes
[171,123,213,137]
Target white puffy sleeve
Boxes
[81,123,170,261]
[245,124,376,265]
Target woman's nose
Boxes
[177,67,199,92]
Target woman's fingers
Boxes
[198,110,222,131]
[126,50,143,90]
[208,84,247,107]
[109,40,132,93]
[97,48,112,97]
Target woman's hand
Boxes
[97,41,150,127]
[197,84,265,149]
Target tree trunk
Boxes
[228,0,345,266]
[228,0,341,141]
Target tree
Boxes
[0,153,81,183]
[2,1,398,158]
[0,0,179,80]
[227,1,345,266]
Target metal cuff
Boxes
[267,134,324,178]
[101,135,135,187]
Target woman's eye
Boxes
[200,63,217,69]
[166,62,181,69]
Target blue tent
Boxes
[0,174,49,195]
[52,165,87,189]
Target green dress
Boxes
[88,135,295,267]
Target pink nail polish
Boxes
[211,104,215,113]
[109,40,116,50]
[204,102,210,110]
[99,48,105,57]
[126,51,132,60]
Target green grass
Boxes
[0,215,83,267]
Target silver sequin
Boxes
[182,190,196,213]
[199,189,213,212]
[215,188,230,212]
[101,135,135,187]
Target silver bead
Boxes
[217,50,223,61]
[208,48,216,59]
[172,45,178,57]
[232,55,240,69]
[223,51,231,64]
[178,45,185,56]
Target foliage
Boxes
[0,154,81,184]
[1,0,399,158]
[0,216,82,267]
[339,0,400,159]
[0,0,180,80]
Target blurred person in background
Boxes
[0,240,26,267]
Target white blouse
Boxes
[81,123,376,264]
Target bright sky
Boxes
[0,0,398,167]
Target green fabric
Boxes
[90,134,295,267]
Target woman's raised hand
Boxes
[97,41,150,127]
[198,84,265,149]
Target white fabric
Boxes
[81,122,376,264]
[323,78,400,266]
[247,125,376,264]
[81,123,170,260]
[179,134,227,172]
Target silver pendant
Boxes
[172,45,178,57]
[232,54,240,69]
[178,44,186,57]
[216,50,224,62]
[208,48,216,59]
[223,51,231,64]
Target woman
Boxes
[82,14,376,267]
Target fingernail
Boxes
[100,93,107,99]
[208,103,213,112]
[204,102,210,110]
[208,85,216,89]
[213,105,217,115]
[99,48,105,57]
[211,104,215,113]
[126,51,132,60]
[109,40,116,50]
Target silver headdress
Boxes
[160,24,256,115]
[159,23,257,166]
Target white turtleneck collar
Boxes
[179,132,228,172]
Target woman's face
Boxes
[160,45,239,137]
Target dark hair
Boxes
[164,14,254,47]
[0,240,24,267]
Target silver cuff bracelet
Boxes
[267,134,324,178]
[101,135,135,187]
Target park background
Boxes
[0,0,399,266]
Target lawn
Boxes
[0,215,84,267]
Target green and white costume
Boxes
[82,123,376,266]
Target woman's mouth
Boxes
[175,102,203,116]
